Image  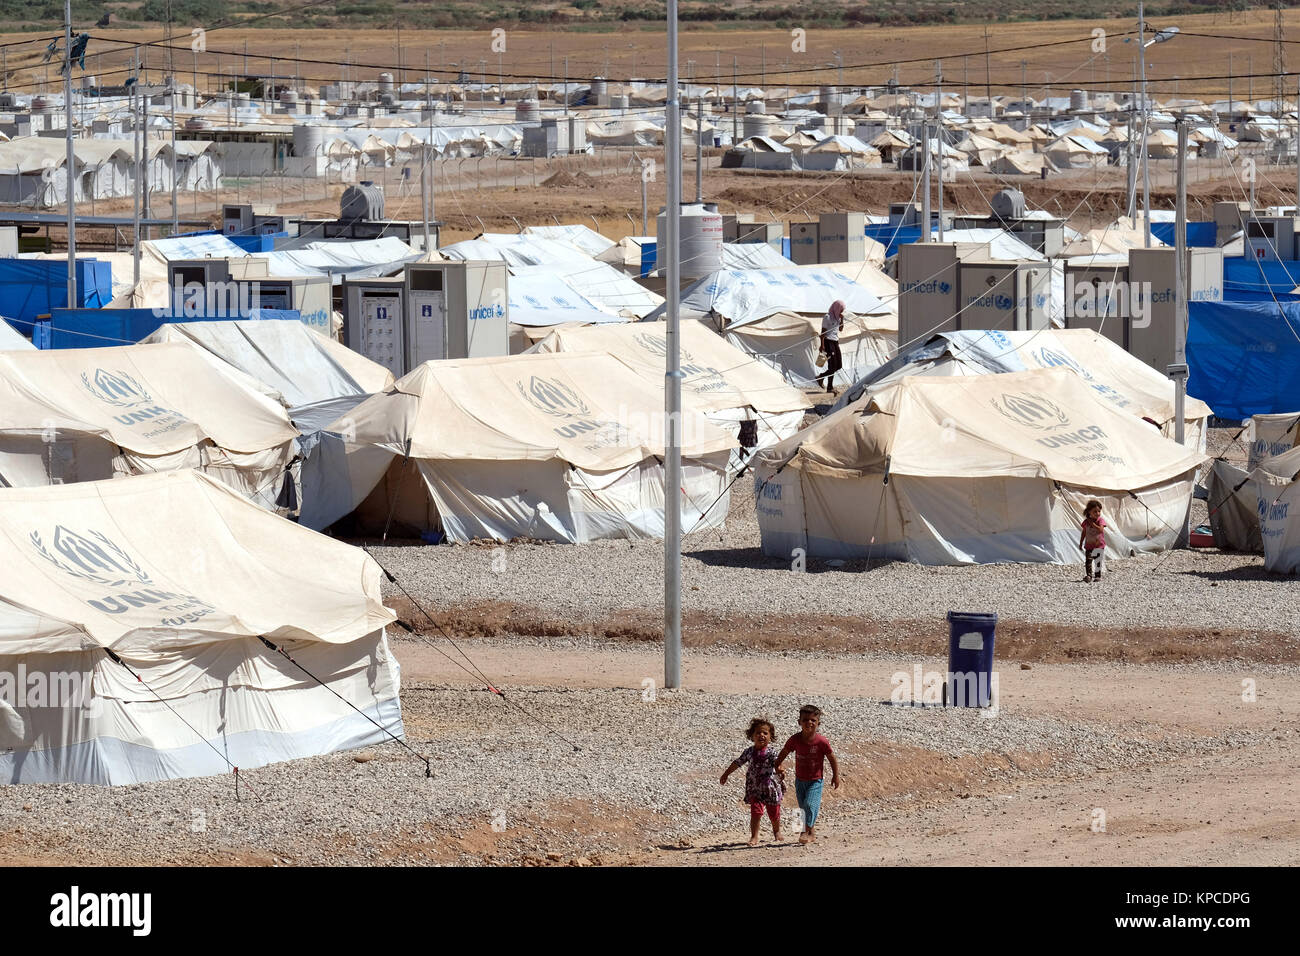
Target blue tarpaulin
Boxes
[1151,221,1216,248]
[865,223,924,259]
[1222,256,1300,302]
[0,258,112,332]
[1188,300,1300,419]
[38,308,302,349]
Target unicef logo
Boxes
[991,392,1071,430]
[29,527,153,588]
[634,332,694,364]
[938,281,951,294]
[80,369,152,408]
[516,376,591,418]
[1034,293,1047,310]
[994,294,1013,310]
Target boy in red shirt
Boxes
[776,704,841,844]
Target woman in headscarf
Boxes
[819,299,846,394]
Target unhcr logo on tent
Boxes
[28,527,217,624]
[990,392,1070,430]
[80,369,152,408]
[517,376,591,418]
[634,332,696,365]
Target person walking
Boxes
[819,299,846,395]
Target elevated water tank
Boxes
[515,97,540,122]
[1070,89,1089,112]
[293,123,324,157]
[590,76,607,99]
[378,72,395,94]
[655,201,724,280]
[0,92,17,109]
[341,182,385,222]
[990,188,1027,220]
[279,89,299,109]
[746,100,766,115]
[743,114,772,140]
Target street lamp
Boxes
[1136,4,1180,246]
[833,51,843,87]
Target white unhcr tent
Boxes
[718,310,896,389]
[528,321,811,465]
[832,328,1212,450]
[0,342,299,512]
[754,368,1205,565]
[1254,446,1300,573]
[0,318,33,350]
[324,352,737,543]
[0,470,402,785]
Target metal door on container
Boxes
[408,289,446,366]
[361,294,404,378]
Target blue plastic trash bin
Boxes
[945,611,997,708]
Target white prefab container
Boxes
[1244,216,1297,260]
[656,202,724,280]
[1128,247,1225,373]
[818,212,867,263]
[1062,261,1131,350]
[957,261,1052,333]
[343,263,511,377]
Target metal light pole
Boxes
[921,121,931,242]
[664,0,683,690]
[695,96,703,202]
[1171,116,1190,548]
[1139,3,1150,247]
[63,0,76,307]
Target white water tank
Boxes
[1070,89,1089,111]
[293,123,324,157]
[743,114,772,140]
[279,89,299,109]
[746,100,766,114]
[378,72,395,94]
[655,202,724,280]
[515,97,540,122]
[609,93,628,109]
[591,76,607,99]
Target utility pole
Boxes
[63,0,76,308]
[983,26,992,111]
[921,120,932,243]
[732,56,738,143]
[1171,115,1190,548]
[1126,95,1136,220]
[1139,2,1151,247]
[664,0,683,691]
[935,61,944,243]
[695,96,703,202]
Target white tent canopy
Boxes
[324,352,737,543]
[649,267,889,325]
[1254,446,1300,573]
[0,342,298,511]
[0,470,401,785]
[0,318,33,350]
[755,367,1205,565]
[528,321,810,466]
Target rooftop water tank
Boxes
[1070,89,1089,112]
[990,188,1027,220]
[746,100,766,115]
[743,114,772,140]
[378,72,395,94]
[515,97,540,122]
[293,123,324,157]
[591,76,607,99]
[341,182,385,222]
[655,201,724,280]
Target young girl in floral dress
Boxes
[720,718,786,845]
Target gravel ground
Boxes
[0,657,1270,867]
[368,426,1299,638]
